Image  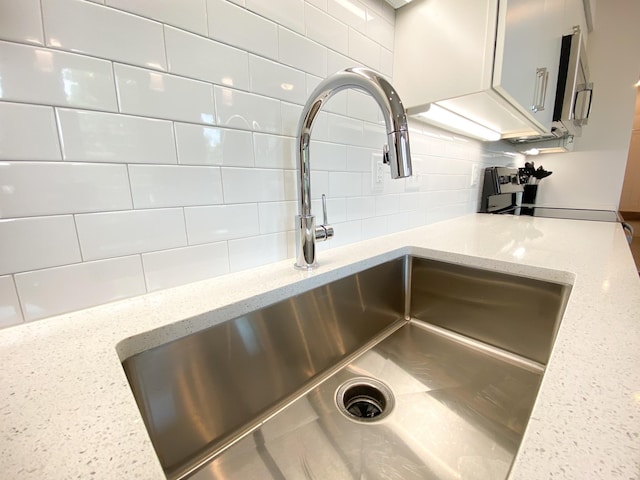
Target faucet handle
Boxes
[315,194,334,242]
[382,144,390,165]
[321,193,328,225]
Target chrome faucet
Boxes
[294,67,413,270]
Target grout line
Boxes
[111,61,121,113]
[160,24,169,73]
[37,0,46,45]
[72,213,87,262]
[204,0,210,37]
[124,164,136,209]
[181,207,190,246]
[52,106,66,160]
[170,121,180,164]
[138,253,151,293]
[10,274,27,324]
[223,240,231,274]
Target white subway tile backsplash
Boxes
[0,0,499,325]
[327,0,366,34]
[361,215,388,239]
[362,122,386,149]
[310,111,330,142]
[185,204,259,244]
[214,86,281,133]
[0,275,22,328]
[360,161,381,196]
[249,55,307,105]
[327,113,363,145]
[0,162,131,217]
[57,109,177,164]
[315,171,332,199]
[398,192,420,212]
[379,0,395,23]
[308,140,347,170]
[311,196,347,223]
[106,0,208,36]
[165,26,250,90]
[381,167,406,194]
[380,47,393,77]
[359,0,382,14]
[375,193,399,215]
[0,216,81,274]
[0,102,61,161]
[258,201,296,234]
[307,0,327,11]
[348,90,381,122]
[207,0,278,60]
[283,169,297,201]
[305,4,349,56]
[76,208,187,261]
[278,28,327,78]
[142,242,229,291]
[364,8,394,51]
[254,133,296,169]
[423,174,469,192]
[228,232,288,272]
[15,255,146,321]
[327,50,361,76]
[42,0,167,70]
[221,167,285,203]
[346,196,375,220]
[129,165,223,208]
[316,219,361,250]
[175,124,254,167]
[246,0,305,35]
[347,146,376,172]
[115,64,216,124]
[0,0,44,45]
[387,211,410,233]
[329,171,362,197]
[280,102,303,137]
[348,28,381,70]
[0,42,117,110]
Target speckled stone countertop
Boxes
[1,214,639,479]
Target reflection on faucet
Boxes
[294,67,413,269]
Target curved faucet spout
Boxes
[295,67,413,270]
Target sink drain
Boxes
[336,377,394,423]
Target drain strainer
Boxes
[335,377,395,423]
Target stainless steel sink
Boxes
[122,255,570,480]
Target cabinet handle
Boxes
[574,82,594,126]
[531,67,549,113]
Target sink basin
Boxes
[121,255,570,480]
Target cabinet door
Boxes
[493,0,561,132]
[563,0,588,44]
[393,0,497,111]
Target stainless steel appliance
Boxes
[479,167,523,213]
[508,25,593,151]
[479,166,620,224]
[552,25,593,137]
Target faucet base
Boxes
[294,214,317,270]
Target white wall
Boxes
[0,0,516,328]
[534,0,640,210]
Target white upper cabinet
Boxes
[564,0,589,39]
[393,0,584,139]
[493,0,564,130]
